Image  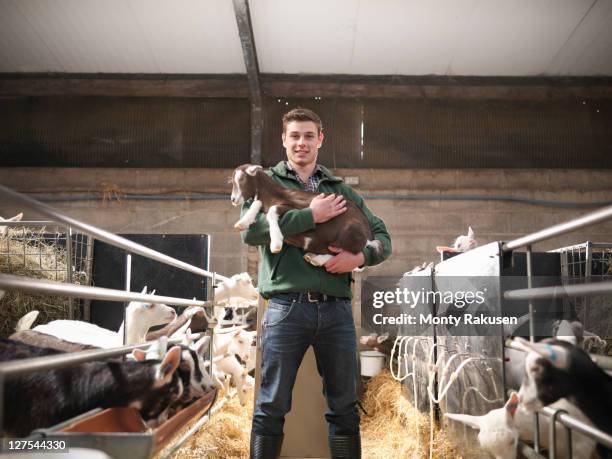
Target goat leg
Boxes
[235,198,262,230]
[266,205,285,253]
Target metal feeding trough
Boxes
[27,390,218,459]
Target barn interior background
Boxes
[1,1,611,458]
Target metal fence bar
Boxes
[0,221,55,226]
[124,253,132,347]
[539,405,612,448]
[502,205,612,252]
[504,280,612,301]
[0,273,211,308]
[519,441,547,459]
[65,226,73,319]
[0,185,228,282]
[0,332,208,379]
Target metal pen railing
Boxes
[0,184,229,283]
[499,203,612,457]
[0,184,248,452]
[0,273,210,308]
[501,205,612,252]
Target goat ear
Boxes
[555,320,577,345]
[155,346,181,386]
[444,412,481,431]
[194,335,211,355]
[132,349,147,361]
[150,289,156,295]
[505,392,519,419]
[513,337,570,370]
[467,226,474,237]
[140,286,148,294]
[246,165,262,176]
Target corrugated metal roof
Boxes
[0,0,611,76]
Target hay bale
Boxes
[0,227,78,337]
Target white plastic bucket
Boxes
[360,350,386,377]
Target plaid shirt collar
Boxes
[285,161,322,193]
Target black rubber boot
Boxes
[249,434,283,459]
[329,434,361,459]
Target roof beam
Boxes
[232,0,262,165]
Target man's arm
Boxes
[239,200,315,246]
[240,193,348,246]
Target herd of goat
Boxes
[0,272,259,437]
[1,165,611,459]
[363,315,611,458]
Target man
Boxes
[240,108,391,459]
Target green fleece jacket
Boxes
[240,161,391,299]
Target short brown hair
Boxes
[282,108,323,135]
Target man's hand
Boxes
[325,246,365,273]
[309,193,347,224]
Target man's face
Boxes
[282,121,324,168]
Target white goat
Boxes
[213,328,255,362]
[436,227,478,254]
[214,272,259,305]
[13,286,176,349]
[445,392,520,459]
[447,392,596,459]
[216,354,254,406]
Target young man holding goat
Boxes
[239,108,391,459]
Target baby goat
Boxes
[515,337,612,435]
[12,286,176,350]
[0,338,182,437]
[132,335,216,420]
[230,164,382,267]
[445,392,520,459]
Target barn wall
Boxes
[1,167,611,285]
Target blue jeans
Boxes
[251,295,359,437]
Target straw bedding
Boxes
[168,371,465,459]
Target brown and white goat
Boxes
[230,164,382,267]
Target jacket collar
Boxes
[270,161,342,183]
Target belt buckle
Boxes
[308,292,326,303]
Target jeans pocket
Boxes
[264,299,295,327]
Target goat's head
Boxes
[215,272,259,303]
[452,226,477,252]
[230,164,263,206]
[128,286,177,329]
[515,337,574,412]
[137,345,183,422]
[445,392,519,459]
[228,329,256,362]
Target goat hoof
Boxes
[303,253,321,266]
